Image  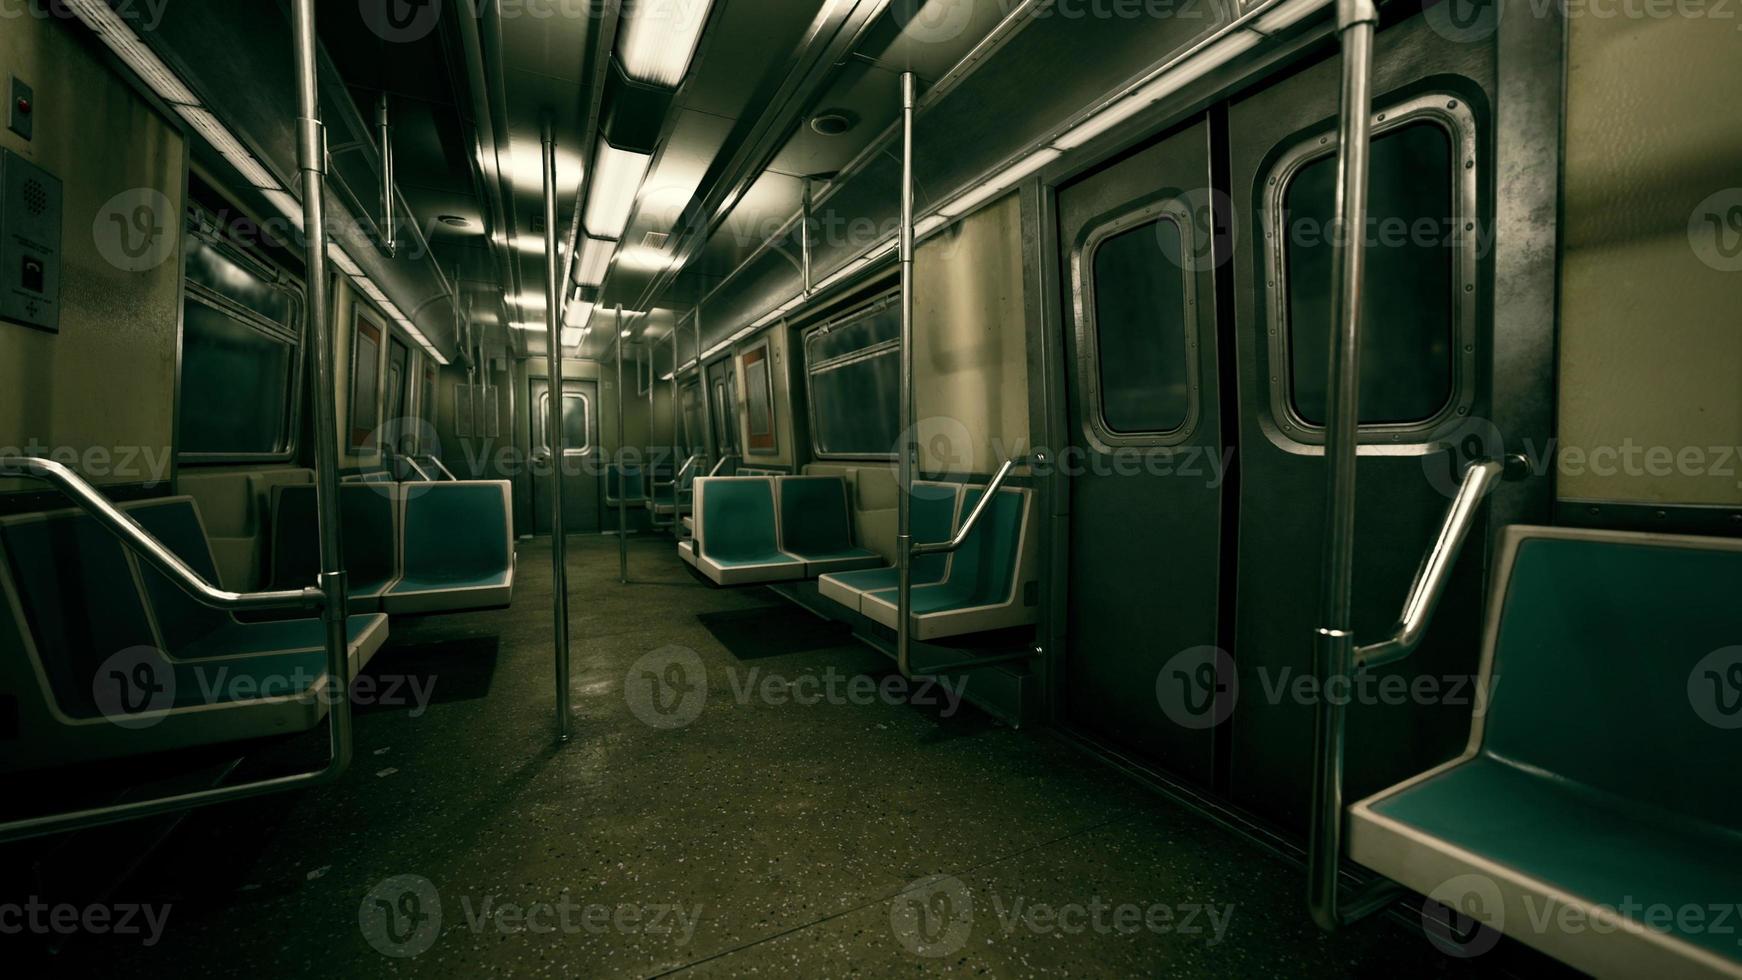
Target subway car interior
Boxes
[1,0,1739,975]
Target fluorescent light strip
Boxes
[938,147,1060,219]
[63,0,200,105]
[1054,30,1262,150]
[584,141,653,239]
[329,247,363,277]
[561,327,587,349]
[615,0,716,87]
[574,236,616,286]
[175,106,279,190]
[564,300,596,329]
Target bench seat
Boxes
[825,483,1038,640]
[690,477,804,585]
[383,481,515,614]
[1349,526,1742,980]
[124,498,387,672]
[775,476,885,577]
[0,504,362,772]
[816,484,960,612]
[270,483,401,612]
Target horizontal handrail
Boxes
[911,456,1023,558]
[1355,458,1506,670]
[0,456,323,614]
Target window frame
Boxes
[175,214,306,465]
[348,303,386,451]
[802,292,901,462]
[741,340,778,456]
[535,390,593,457]
[1261,93,1480,449]
[1069,198,1202,453]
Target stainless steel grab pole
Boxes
[695,306,714,472]
[670,330,680,520]
[616,308,629,584]
[895,71,917,687]
[1306,0,1385,932]
[0,0,354,842]
[542,118,571,742]
[377,92,395,256]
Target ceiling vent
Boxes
[809,110,857,136]
[640,231,670,248]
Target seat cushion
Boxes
[394,482,514,612]
[270,484,398,598]
[0,511,162,719]
[1352,755,1742,972]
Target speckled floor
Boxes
[25,535,1509,978]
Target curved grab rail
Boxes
[1306,458,1514,929]
[418,453,458,481]
[911,456,1023,558]
[1355,459,1506,670]
[707,452,739,477]
[0,456,324,614]
[897,455,1038,678]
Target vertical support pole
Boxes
[616,308,629,584]
[291,0,352,770]
[896,71,917,679]
[801,178,814,296]
[541,118,571,742]
[670,331,680,490]
[695,305,714,470]
[377,92,396,255]
[1307,0,1379,932]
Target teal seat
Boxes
[123,498,389,672]
[817,483,960,612]
[774,476,883,576]
[691,477,804,585]
[1349,527,1742,979]
[860,486,1035,640]
[606,464,647,506]
[0,511,165,720]
[383,481,514,613]
[0,505,347,771]
[269,483,400,611]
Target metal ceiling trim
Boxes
[687,0,1055,327]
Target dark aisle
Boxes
[23,536,1488,978]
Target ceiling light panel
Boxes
[575,236,617,287]
[584,140,653,239]
[615,0,717,88]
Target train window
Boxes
[711,362,740,456]
[534,391,591,455]
[1072,202,1200,448]
[177,221,303,460]
[384,336,411,451]
[349,307,384,450]
[1267,95,1478,437]
[680,381,704,457]
[742,341,777,455]
[803,298,900,459]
